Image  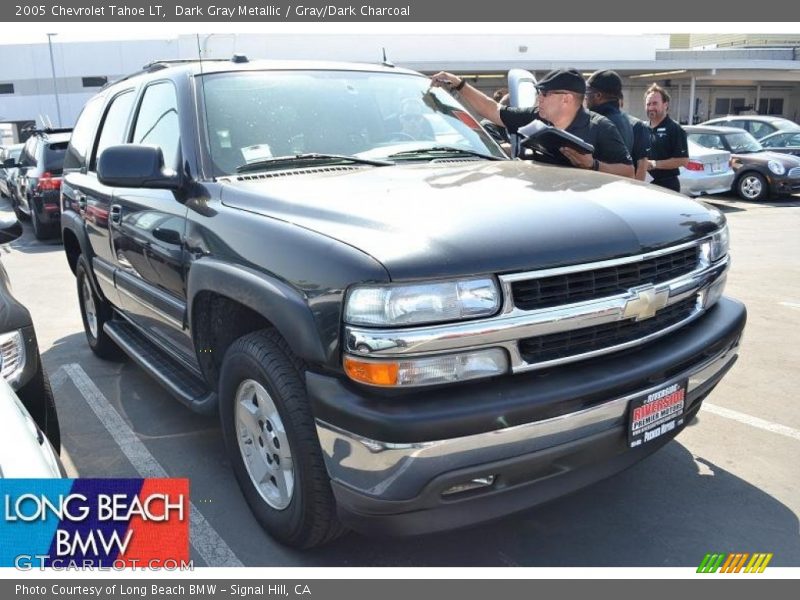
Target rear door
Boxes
[110,80,194,364]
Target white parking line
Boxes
[54,363,244,567]
[703,402,800,442]
[779,302,800,310]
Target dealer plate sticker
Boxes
[628,380,687,448]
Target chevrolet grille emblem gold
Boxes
[622,285,670,321]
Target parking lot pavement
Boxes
[1,194,798,567]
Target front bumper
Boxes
[769,175,800,196]
[311,297,746,535]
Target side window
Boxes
[131,82,180,169]
[91,91,135,171]
[748,121,773,140]
[64,95,104,170]
[789,134,800,147]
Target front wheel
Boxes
[76,257,122,360]
[16,364,60,453]
[219,329,344,548]
[737,172,769,201]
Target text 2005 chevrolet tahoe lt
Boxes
[60,58,746,548]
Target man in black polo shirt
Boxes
[585,70,651,180]
[430,68,634,178]
[645,83,689,192]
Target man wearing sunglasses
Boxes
[430,68,634,178]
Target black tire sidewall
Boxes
[219,337,319,546]
[76,259,102,351]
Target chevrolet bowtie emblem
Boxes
[622,285,670,322]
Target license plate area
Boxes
[628,380,687,448]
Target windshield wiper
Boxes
[387,146,503,161]
[235,153,392,173]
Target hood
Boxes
[221,161,724,280]
[734,151,800,167]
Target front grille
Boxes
[511,246,699,311]
[519,295,699,365]
[788,167,800,179]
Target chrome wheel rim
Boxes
[740,175,763,200]
[235,379,294,510]
[81,277,98,339]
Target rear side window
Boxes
[44,141,68,172]
[131,82,180,169]
[748,121,774,140]
[92,90,135,171]
[65,95,104,169]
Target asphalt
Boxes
[1,192,798,567]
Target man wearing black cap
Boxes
[644,83,689,192]
[585,69,651,180]
[431,68,634,177]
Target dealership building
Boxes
[1,32,799,143]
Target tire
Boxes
[17,364,61,453]
[31,203,52,240]
[219,329,345,548]
[736,172,769,201]
[76,257,123,360]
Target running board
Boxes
[104,320,217,415]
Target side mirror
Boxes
[0,212,23,245]
[152,227,181,246]
[97,145,181,190]
[507,69,538,159]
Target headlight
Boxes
[0,330,26,388]
[768,160,785,175]
[701,225,729,264]
[345,278,501,327]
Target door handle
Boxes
[110,204,122,225]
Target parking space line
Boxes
[703,402,800,442]
[779,302,800,310]
[55,363,244,567]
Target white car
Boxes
[0,377,64,477]
[677,140,735,197]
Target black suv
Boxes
[4,128,71,240]
[61,57,746,548]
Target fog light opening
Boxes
[441,475,496,498]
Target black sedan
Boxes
[685,125,800,201]
[759,131,800,158]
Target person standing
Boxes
[644,83,689,192]
[431,68,633,177]
[585,70,650,180]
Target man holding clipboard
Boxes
[431,68,634,178]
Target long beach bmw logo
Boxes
[622,284,670,322]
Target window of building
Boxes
[714,97,746,115]
[82,76,108,88]
[0,83,14,94]
[758,98,784,116]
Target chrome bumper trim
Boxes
[317,336,740,500]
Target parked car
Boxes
[0,212,61,454]
[0,144,24,200]
[0,376,64,477]
[686,125,800,201]
[758,130,800,158]
[61,58,745,548]
[4,128,72,240]
[701,115,800,141]
[677,140,734,197]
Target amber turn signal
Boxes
[343,356,399,386]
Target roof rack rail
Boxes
[21,126,73,136]
[104,55,253,89]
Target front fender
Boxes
[187,259,328,365]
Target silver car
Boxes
[0,377,64,477]
[678,140,735,197]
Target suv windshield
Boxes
[199,70,506,176]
